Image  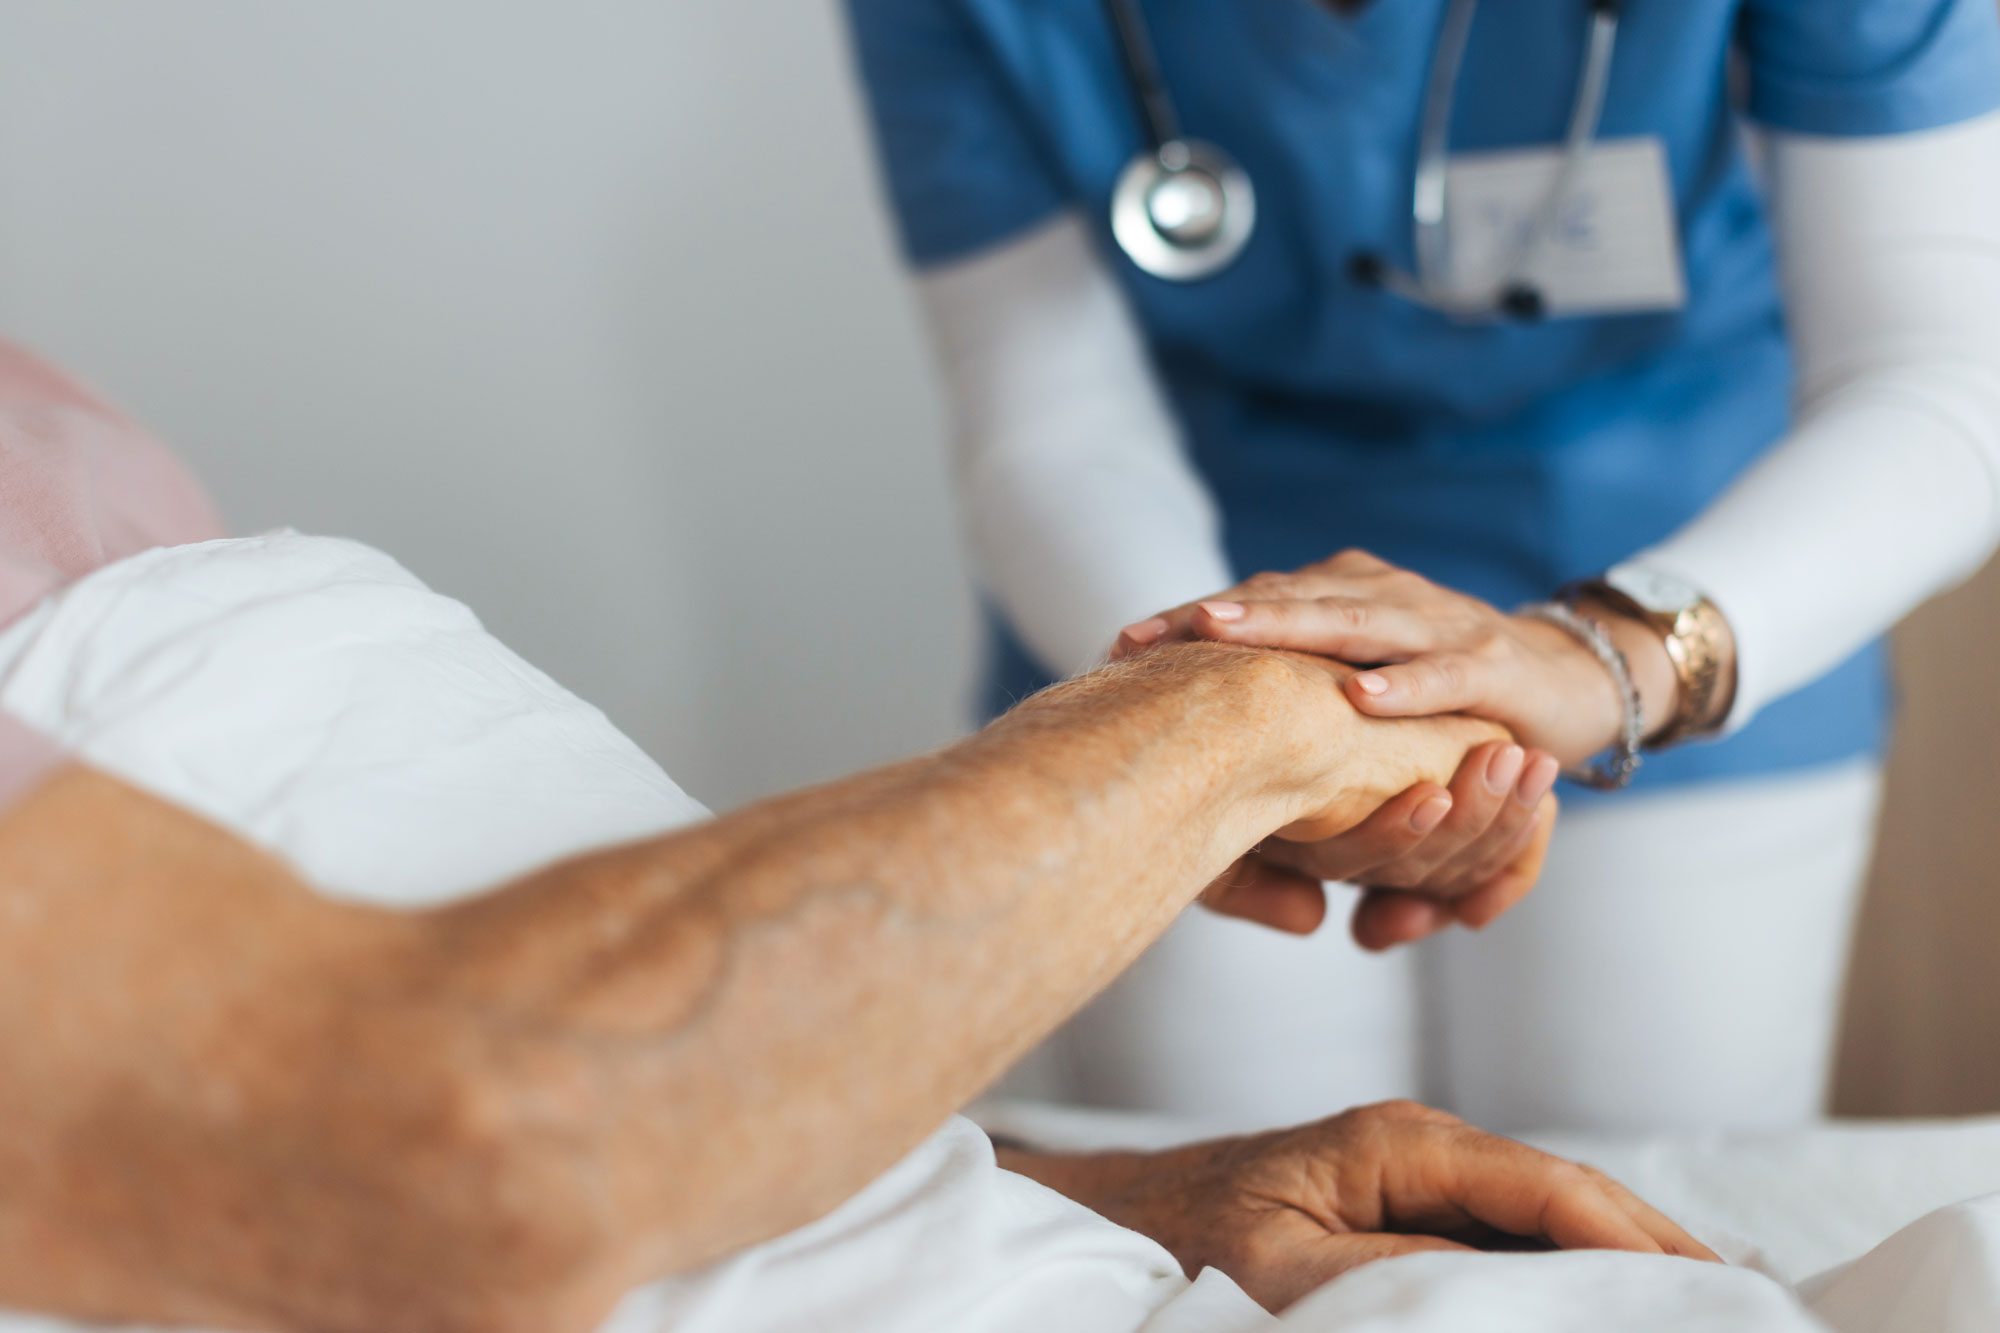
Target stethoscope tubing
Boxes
[1104,0,1181,150]
[1105,0,1623,320]
[1412,0,1482,291]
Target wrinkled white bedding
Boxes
[2,532,1997,1333]
[982,1100,2000,1331]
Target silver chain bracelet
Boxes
[1517,601,1644,791]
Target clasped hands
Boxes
[1112,549,1638,950]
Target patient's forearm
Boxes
[424,645,1498,1276]
[0,645,1499,1332]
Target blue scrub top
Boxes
[846,0,2000,793]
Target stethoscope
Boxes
[1106,0,1624,322]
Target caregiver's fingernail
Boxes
[1353,672,1389,696]
[1120,617,1168,644]
[1485,745,1525,795]
[1515,754,1560,807]
[1199,601,1245,622]
[1410,794,1453,833]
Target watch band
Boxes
[1564,578,1734,748]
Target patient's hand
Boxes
[998,1100,1716,1314]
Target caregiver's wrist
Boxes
[1577,600,1683,746]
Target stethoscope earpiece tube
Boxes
[1102,0,1257,282]
[1104,0,1181,150]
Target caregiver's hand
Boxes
[1198,739,1558,951]
[1116,550,1677,767]
[997,1099,1718,1314]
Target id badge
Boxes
[1442,136,1687,317]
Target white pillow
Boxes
[0,531,709,906]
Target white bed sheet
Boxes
[988,1100,2000,1333]
[977,1099,2000,1285]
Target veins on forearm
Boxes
[436,647,1272,1085]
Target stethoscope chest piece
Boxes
[1111,138,1256,282]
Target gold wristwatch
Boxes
[1565,565,1737,749]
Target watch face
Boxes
[1607,565,1701,615]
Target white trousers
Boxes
[1008,759,1885,1135]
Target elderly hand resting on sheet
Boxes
[1000,1099,1714,1312]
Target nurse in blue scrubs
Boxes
[843,0,2000,1132]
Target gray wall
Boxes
[0,1,977,811]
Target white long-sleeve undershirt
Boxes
[915,110,2000,728]
[916,215,1233,679]
[1635,112,2000,729]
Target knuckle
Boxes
[1422,870,1469,899]
[1315,596,1370,630]
[1375,1099,1463,1130]
[1389,816,1433,851]
[1333,1103,1380,1132]
[1550,1161,1594,1197]
[1384,568,1424,593]
[1450,1123,1521,1167]
[1331,547,1382,571]
[1337,817,1396,855]
[1397,667,1434,700]
[1341,1100,1430,1143]
[1483,799,1533,841]
[1229,1222,1295,1277]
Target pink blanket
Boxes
[0,338,220,630]
[0,338,220,801]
